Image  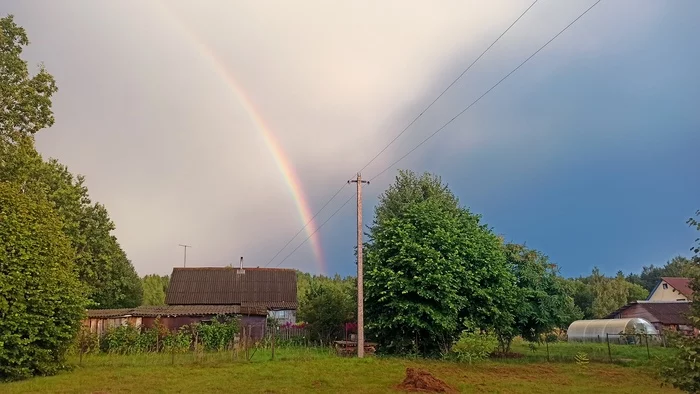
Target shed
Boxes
[605,301,696,335]
[84,304,268,336]
[567,318,658,342]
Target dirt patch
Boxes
[489,351,524,359]
[397,368,456,393]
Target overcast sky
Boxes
[5,0,699,277]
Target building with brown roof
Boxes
[647,277,693,302]
[84,266,298,338]
[166,267,298,325]
[605,301,697,336]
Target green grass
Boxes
[1,345,679,393]
[510,340,676,366]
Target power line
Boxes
[263,183,347,267]
[274,192,356,268]
[263,2,538,267]
[357,0,539,176]
[369,0,603,183]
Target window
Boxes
[677,299,686,301]
[662,283,668,289]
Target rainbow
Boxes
[155,2,326,273]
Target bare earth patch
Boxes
[397,367,456,393]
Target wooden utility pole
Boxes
[349,173,369,358]
[178,244,192,267]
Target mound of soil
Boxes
[397,368,455,393]
[489,351,524,359]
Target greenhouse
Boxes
[567,318,659,342]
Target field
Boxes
[2,344,680,393]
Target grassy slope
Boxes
[2,347,679,394]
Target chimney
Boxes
[237,256,245,274]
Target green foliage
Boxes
[451,331,498,364]
[495,244,582,353]
[364,170,516,357]
[75,326,99,355]
[567,268,649,319]
[162,329,191,354]
[102,324,143,355]
[0,182,87,381]
[0,14,142,309]
[627,255,700,292]
[297,279,355,344]
[142,275,170,306]
[0,15,58,142]
[660,212,700,392]
[196,317,239,351]
[689,210,700,263]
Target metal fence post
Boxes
[606,333,612,363]
[645,334,650,360]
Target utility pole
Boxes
[178,244,192,267]
[348,173,369,357]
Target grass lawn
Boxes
[1,346,679,393]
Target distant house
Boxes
[647,277,693,302]
[605,301,696,336]
[84,266,298,339]
[166,267,298,326]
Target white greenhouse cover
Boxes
[567,318,658,342]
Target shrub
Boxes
[163,328,192,354]
[103,324,141,354]
[0,183,86,381]
[451,331,498,364]
[197,316,239,351]
[75,326,100,355]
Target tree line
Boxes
[294,171,699,358]
[1,15,141,380]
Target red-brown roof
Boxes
[606,301,692,325]
[165,267,298,309]
[86,304,267,319]
[661,277,694,298]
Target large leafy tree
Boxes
[0,15,142,308]
[496,244,581,352]
[0,183,86,380]
[364,170,515,356]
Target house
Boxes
[166,267,298,326]
[647,277,693,302]
[84,305,267,336]
[605,301,697,336]
[84,266,298,339]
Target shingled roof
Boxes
[86,304,267,318]
[605,301,692,325]
[165,267,298,309]
[660,277,694,299]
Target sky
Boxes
[4,0,698,278]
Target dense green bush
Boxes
[0,183,87,381]
[197,317,240,351]
[95,316,240,355]
[451,331,498,364]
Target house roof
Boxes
[86,304,268,319]
[605,301,692,325]
[661,277,694,298]
[165,267,298,309]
